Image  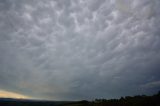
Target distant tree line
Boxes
[0,91,160,106]
[65,91,160,106]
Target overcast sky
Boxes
[0,0,160,100]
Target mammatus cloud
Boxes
[0,0,160,100]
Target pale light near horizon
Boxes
[0,90,30,99]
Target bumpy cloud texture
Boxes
[0,0,160,100]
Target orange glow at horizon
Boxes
[0,90,30,99]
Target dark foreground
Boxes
[0,92,160,106]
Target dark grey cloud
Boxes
[0,0,160,100]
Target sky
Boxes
[0,90,29,99]
[0,0,160,101]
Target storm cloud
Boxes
[0,0,160,100]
